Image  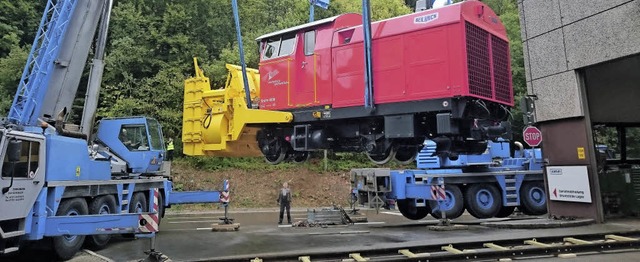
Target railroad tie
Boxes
[606,235,639,242]
[563,237,593,245]
[524,238,552,248]
[441,244,475,254]
[483,243,509,251]
[348,253,369,261]
[398,249,417,258]
[299,256,311,262]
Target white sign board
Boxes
[546,166,592,203]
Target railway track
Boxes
[214,231,640,262]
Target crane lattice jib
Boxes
[8,0,78,126]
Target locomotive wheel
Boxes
[53,198,88,261]
[464,183,502,219]
[366,146,396,165]
[85,195,117,250]
[495,206,516,218]
[291,152,310,164]
[429,185,464,219]
[519,182,547,216]
[397,199,429,220]
[262,139,287,165]
[394,147,417,165]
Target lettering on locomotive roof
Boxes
[414,13,439,24]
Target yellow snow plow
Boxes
[182,58,292,157]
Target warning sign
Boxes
[546,166,592,203]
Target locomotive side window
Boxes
[261,34,297,60]
[279,34,296,57]
[263,38,280,59]
[304,30,315,55]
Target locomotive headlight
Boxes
[442,101,449,107]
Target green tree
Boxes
[0,45,29,114]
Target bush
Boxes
[176,152,415,173]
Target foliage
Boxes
[0,45,29,114]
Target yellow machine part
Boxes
[182,58,293,157]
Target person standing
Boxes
[277,182,292,224]
[166,138,174,161]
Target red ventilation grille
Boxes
[465,22,513,105]
[466,22,492,100]
[492,35,512,103]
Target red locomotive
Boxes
[255,0,512,164]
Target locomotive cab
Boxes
[253,0,512,165]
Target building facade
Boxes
[518,0,640,222]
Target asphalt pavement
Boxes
[89,208,640,261]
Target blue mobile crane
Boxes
[0,1,221,260]
[351,139,547,220]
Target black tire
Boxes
[121,192,149,239]
[52,198,88,261]
[520,181,547,216]
[156,190,165,226]
[429,185,465,219]
[464,183,502,219]
[397,199,429,220]
[85,195,117,250]
[495,206,516,218]
[129,192,148,214]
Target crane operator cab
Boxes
[95,117,165,176]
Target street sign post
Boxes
[309,0,330,22]
[523,126,542,147]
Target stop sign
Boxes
[523,126,542,147]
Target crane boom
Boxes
[8,0,106,127]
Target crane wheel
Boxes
[52,198,88,261]
[464,183,502,219]
[429,185,465,219]
[495,206,516,218]
[397,199,429,220]
[520,182,547,216]
[85,195,117,250]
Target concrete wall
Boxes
[518,0,640,122]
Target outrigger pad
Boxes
[211,223,240,232]
[140,250,172,262]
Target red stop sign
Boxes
[523,126,542,147]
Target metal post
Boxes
[438,177,449,226]
[224,204,228,223]
[324,149,328,171]
[362,0,374,109]
[309,0,316,22]
[150,234,156,252]
[231,0,253,109]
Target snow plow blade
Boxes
[182,59,292,157]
